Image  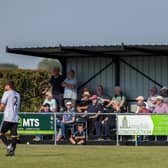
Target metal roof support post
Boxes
[115,57,120,86]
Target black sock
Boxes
[11,137,17,152]
[0,134,10,146]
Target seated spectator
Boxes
[69,124,86,145]
[34,103,52,142]
[40,103,51,112]
[56,101,76,142]
[95,85,111,105]
[49,67,64,111]
[79,87,92,99]
[153,96,168,114]
[82,95,103,140]
[106,86,126,112]
[62,69,77,107]
[76,92,91,113]
[100,112,116,139]
[136,102,151,113]
[136,96,150,113]
[39,92,57,112]
[160,86,168,103]
[147,86,158,111]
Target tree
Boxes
[0,63,18,69]
[38,59,61,70]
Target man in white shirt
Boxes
[62,69,77,107]
[0,81,20,157]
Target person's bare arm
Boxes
[89,111,101,119]
[119,99,125,108]
[106,100,114,108]
[64,116,75,124]
[62,82,76,89]
[77,106,88,112]
[0,103,5,111]
[38,106,44,112]
[52,107,57,112]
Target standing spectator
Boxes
[147,86,158,112]
[82,95,103,140]
[49,67,64,111]
[106,86,126,112]
[39,92,57,112]
[62,69,77,107]
[136,96,150,113]
[56,101,76,142]
[153,96,168,114]
[160,86,168,103]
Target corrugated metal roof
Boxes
[6,44,168,59]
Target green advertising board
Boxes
[0,113,55,135]
[118,114,168,135]
[151,115,168,135]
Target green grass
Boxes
[0,145,168,168]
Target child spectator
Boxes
[40,103,51,112]
[69,124,86,145]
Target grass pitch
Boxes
[0,145,168,168]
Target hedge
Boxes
[0,69,50,112]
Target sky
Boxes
[0,0,168,69]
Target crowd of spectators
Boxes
[38,67,168,143]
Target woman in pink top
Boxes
[153,96,168,114]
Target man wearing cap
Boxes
[136,96,150,113]
[153,96,168,114]
[82,95,103,140]
[136,102,151,113]
[76,92,91,113]
[56,101,75,142]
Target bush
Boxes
[0,69,50,112]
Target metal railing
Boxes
[1,112,168,146]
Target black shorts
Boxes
[0,121,18,136]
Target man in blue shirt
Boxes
[56,101,75,142]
